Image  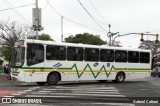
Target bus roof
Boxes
[20,39,151,52]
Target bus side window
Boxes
[46,45,66,60]
[84,48,99,61]
[27,44,44,66]
[128,51,139,63]
[67,47,83,61]
[100,49,114,62]
[115,50,127,62]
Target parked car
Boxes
[151,66,160,77]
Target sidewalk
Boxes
[0,73,16,83]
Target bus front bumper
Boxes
[11,72,25,82]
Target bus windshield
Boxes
[11,47,25,67]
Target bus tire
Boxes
[47,73,59,85]
[36,82,46,86]
[115,72,125,83]
[98,80,107,83]
[112,80,116,83]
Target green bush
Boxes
[0,66,4,73]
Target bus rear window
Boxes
[140,52,150,63]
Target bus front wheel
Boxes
[47,73,59,85]
[115,72,125,83]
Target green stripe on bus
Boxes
[128,68,151,70]
[21,67,52,69]
[21,64,150,79]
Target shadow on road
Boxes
[13,80,151,87]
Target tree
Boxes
[28,33,53,41]
[139,40,158,57]
[0,20,34,63]
[65,33,106,45]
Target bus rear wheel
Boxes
[47,73,59,85]
[36,82,46,85]
[115,72,125,83]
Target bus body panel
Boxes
[11,39,152,83]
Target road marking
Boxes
[29,87,40,90]
[139,89,148,91]
[25,95,75,98]
[86,90,119,92]
[32,92,48,95]
[3,96,14,97]
[55,86,116,89]
[73,91,121,94]
[38,91,52,93]
[42,89,118,92]
[29,92,125,97]
[21,83,30,85]
[23,90,32,92]
[11,93,21,96]
[10,85,131,105]
[17,91,27,94]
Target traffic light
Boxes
[155,34,159,43]
[140,33,144,42]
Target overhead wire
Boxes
[77,0,108,32]
[0,3,35,12]
[88,0,109,25]
[42,0,49,10]
[47,0,106,33]
[2,0,32,25]
[145,30,160,33]
[64,18,106,33]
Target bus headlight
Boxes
[11,68,18,72]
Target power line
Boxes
[2,0,32,25]
[47,0,61,16]
[42,0,49,10]
[0,3,35,12]
[77,0,108,32]
[47,0,106,33]
[64,17,106,33]
[145,30,160,33]
[88,0,109,25]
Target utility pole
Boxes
[36,0,39,39]
[31,0,43,40]
[61,16,63,42]
[107,24,111,46]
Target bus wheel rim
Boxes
[50,75,56,81]
[118,75,123,81]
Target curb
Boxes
[0,73,5,78]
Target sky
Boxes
[0,0,160,48]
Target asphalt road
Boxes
[0,76,160,106]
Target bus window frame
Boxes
[27,43,44,66]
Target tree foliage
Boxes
[65,33,106,45]
[139,40,158,57]
[28,33,53,41]
[0,20,34,62]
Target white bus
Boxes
[11,39,151,85]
